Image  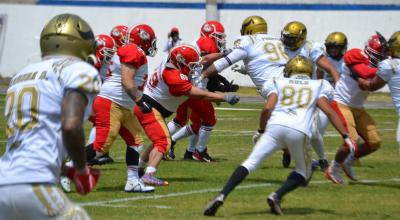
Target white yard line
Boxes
[79,177,400,207]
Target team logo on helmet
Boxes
[203,23,212,33]
[175,52,185,64]
[139,29,150,40]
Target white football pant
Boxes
[310,110,329,160]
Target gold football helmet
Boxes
[325,32,348,60]
[40,14,95,61]
[388,31,400,58]
[281,21,307,51]
[283,55,313,77]
[240,16,267,36]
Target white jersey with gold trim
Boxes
[0,56,99,186]
[378,58,400,114]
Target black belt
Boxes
[142,94,173,118]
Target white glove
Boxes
[252,130,264,144]
[231,64,247,75]
[224,94,240,105]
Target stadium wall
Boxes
[0,1,399,91]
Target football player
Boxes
[203,55,354,216]
[325,33,388,184]
[0,14,100,219]
[85,24,157,193]
[166,21,235,162]
[135,44,240,186]
[358,32,400,149]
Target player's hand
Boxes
[343,134,357,155]
[66,166,101,195]
[224,94,240,105]
[231,64,247,75]
[136,99,152,113]
[252,130,264,144]
[357,78,370,91]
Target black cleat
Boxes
[183,150,195,160]
[203,194,224,216]
[192,149,213,163]
[87,153,114,166]
[267,193,283,215]
[319,159,329,172]
[282,151,291,168]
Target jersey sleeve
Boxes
[260,77,278,99]
[377,59,394,82]
[344,48,369,66]
[163,69,193,96]
[318,80,335,101]
[233,36,251,51]
[309,41,325,63]
[117,44,147,69]
[196,37,219,54]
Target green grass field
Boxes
[0,92,400,219]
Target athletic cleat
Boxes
[124,179,155,193]
[183,150,194,160]
[203,194,224,216]
[192,149,213,163]
[342,156,358,181]
[141,173,169,186]
[267,192,283,215]
[163,141,176,161]
[87,153,114,166]
[319,159,329,172]
[282,151,291,168]
[311,159,319,172]
[60,176,71,193]
[325,161,344,184]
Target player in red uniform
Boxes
[325,33,388,184]
[136,44,240,186]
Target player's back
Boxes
[378,58,400,114]
[235,34,288,89]
[262,76,333,137]
[0,56,99,186]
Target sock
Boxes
[127,166,139,181]
[138,158,146,168]
[145,166,156,174]
[126,146,140,181]
[85,144,96,161]
[167,120,182,135]
[275,171,306,199]
[187,134,199,153]
[172,125,193,142]
[86,127,96,145]
[198,125,213,152]
[220,166,249,198]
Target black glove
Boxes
[136,99,152,114]
[224,94,240,105]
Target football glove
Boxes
[342,134,357,155]
[136,98,152,114]
[252,130,264,144]
[231,64,247,75]
[66,166,101,195]
[224,94,240,105]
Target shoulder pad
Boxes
[344,48,369,65]
[233,36,251,50]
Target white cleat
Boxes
[60,176,71,193]
[325,160,345,184]
[342,155,358,181]
[124,179,155,193]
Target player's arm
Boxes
[186,86,240,105]
[201,49,247,79]
[316,56,340,83]
[258,93,278,132]
[201,52,224,66]
[121,62,139,102]
[315,67,324,79]
[358,75,387,91]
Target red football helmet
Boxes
[200,21,226,52]
[95,34,116,62]
[110,25,128,48]
[126,24,157,57]
[365,33,388,67]
[169,44,202,75]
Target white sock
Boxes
[87,127,96,145]
[172,125,194,142]
[198,125,213,152]
[127,165,139,181]
[145,166,156,174]
[187,134,198,153]
[167,120,182,135]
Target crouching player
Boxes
[203,55,354,216]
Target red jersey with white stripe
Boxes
[99,43,148,109]
[144,65,192,113]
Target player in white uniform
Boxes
[358,31,400,149]
[0,14,101,219]
[280,21,341,170]
[203,56,354,216]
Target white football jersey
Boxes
[322,56,344,84]
[284,41,325,64]
[334,63,369,108]
[0,56,100,186]
[378,58,400,114]
[261,76,334,137]
[231,34,288,89]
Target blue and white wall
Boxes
[0,0,399,88]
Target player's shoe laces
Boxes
[60,176,71,193]
[87,153,114,166]
[192,149,213,163]
[325,161,344,184]
[282,151,291,168]
[141,173,169,186]
[319,159,329,172]
[183,150,194,160]
[342,155,358,181]
[203,194,224,216]
[124,179,155,193]
[267,192,283,215]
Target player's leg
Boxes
[397,116,400,152]
[311,109,329,171]
[204,125,283,216]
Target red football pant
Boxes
[174,98,216,133]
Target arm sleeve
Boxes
[260,78,278,99]
[163,71,193,96]
[377,60,394,82]
[318,80,335,101]
[349,63,377,79]
[214,48,247,72]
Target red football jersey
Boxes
[344,48,376,79]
